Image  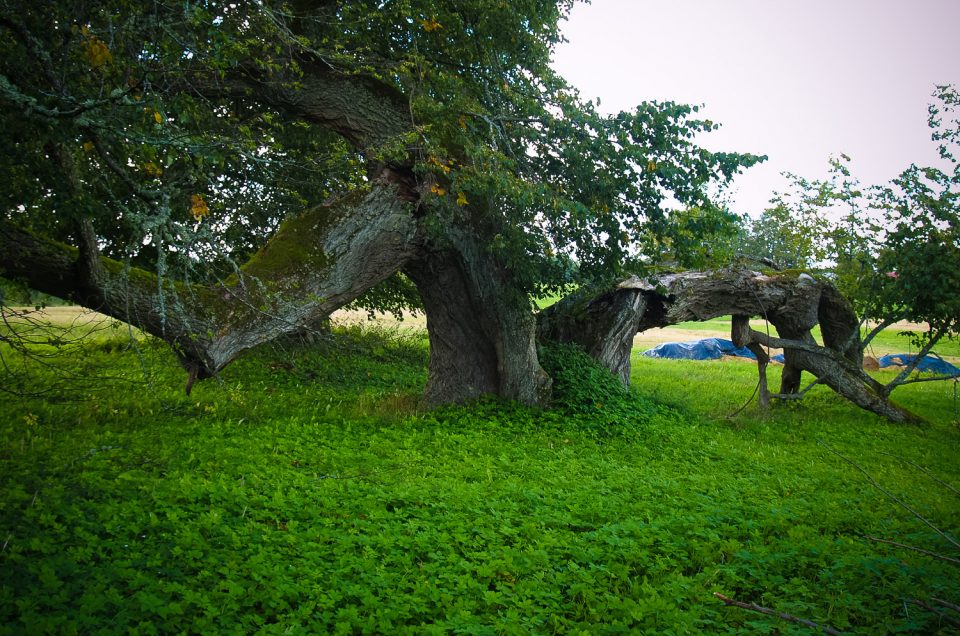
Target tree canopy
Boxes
[1,0,763,404]
[1,1,759,281]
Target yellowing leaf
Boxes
[154,111,163,124]
[142,161,162,177]
[427,155,451,174]
[456,191,469,206]
[82,141,94,152]
[458,115,468,130]
[647,161,657,172]
[430,183,446,196]
[419,17,442,32]
[82,35,112,68]
[190,194,210,221]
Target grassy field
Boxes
[1,312,959,633]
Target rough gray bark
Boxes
[541,269,811,384]
[540,269,920,424]
[405,250,500,404]
[406,227,550,406]
[745,328,918,423]
[233,61,412,151]
[0,182,419,386]
[185,55,412,153]
[538,287,647,385]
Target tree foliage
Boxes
[742,195,828,270]
[0,0,761,289]
[735,86,960,400]
[0,1,365,276]
[827,88,957,349]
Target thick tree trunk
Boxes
[406,229,551,406]
[187,57,412,153]
[0,182,419,385]
[818,284,863,365]
[538,287,647,385]
[231,59,557,406]
[405,250,500,404]
[540,269,920,424]
[541,269,812,381]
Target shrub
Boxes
[539,342,676,439]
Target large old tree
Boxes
[0,0,763,404]
[5,1,941,424]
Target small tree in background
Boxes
[864,85,960,392]
[752,86,960,399]
[743,185,831,270]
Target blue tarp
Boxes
[770,353,958,376]
[877,354,960,376]
[643,339,959,375]
[642,338,757,361]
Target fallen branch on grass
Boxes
[817,439,960,551]
[713,592,842,635]
[864,535,960,566]
[908,599,960,628]
[877,452,960,498]
[932,597,960,614]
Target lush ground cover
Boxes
[1,320,959,634]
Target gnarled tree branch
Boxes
[540,268,922,424]
[0,181,420,388]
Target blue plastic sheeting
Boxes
[642,338,757,361]
[769,352,958,376]
[878,354,960,376]
[772,354,786,363]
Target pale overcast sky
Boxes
[552,0,960,217]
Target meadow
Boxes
[1,310,958,634]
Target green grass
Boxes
[863,329,960,360]
[1,324,959,634]
[630,354,959,425]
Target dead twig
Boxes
[877,452,960,498]
[817,440,960,551]
[864,535,960,565]
[932,597,960,614]
[713,592,842,635]
[908,598,960,628]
